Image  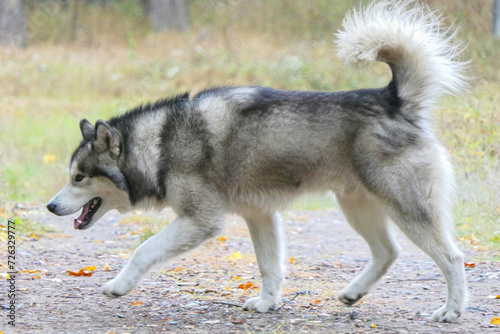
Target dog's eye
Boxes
[75,174,85,182]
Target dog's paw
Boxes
[431,305,461,323]
[243,297,277,313]
[338,289,366,306]
[101,279,134,298]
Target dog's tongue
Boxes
[74,201,91,229]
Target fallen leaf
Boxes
[81,266,97,272]
[93,240,102,243]
[131,301,143,306]
[491,317,500,326]
[103,264,112,271]
[464,262,475,268]
[289,257,296,264]
[34,275,41,279]
[172,267,185,273]
[230,251,242,260]
[68,269,92,277]
[49,234,73,238]
[216,236,227,242]
[312,299,321,304]
[67,266,96,277]
[496,295,500,299]
[29,232,39,240]
[231,276,242,280]
[231,318,246,324]
[371,324,378,328]
[119,235,128,239]
[237,281,259,291]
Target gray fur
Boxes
[47,1,468,323]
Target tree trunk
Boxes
[142,0,190,32]
[0,0,26,47]
[494,0,500,38]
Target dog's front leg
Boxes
[102,215,222,298]
[242,211,284,312]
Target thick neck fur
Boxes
[108,95,190,208]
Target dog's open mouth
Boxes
[74,197,102,230]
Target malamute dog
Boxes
[47,0,468,322]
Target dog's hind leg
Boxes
[359,147,466,322]
[102,214,224,298]
[384,198,466,322]
[336,191,401,305]
[241,210,284,312]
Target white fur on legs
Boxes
[242,211,284,312]
[389,213,466,323]
[336,192,401,305]
[102,215,222,298]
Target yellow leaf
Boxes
[21,269,40,273]
[30,232,39,240]
[312,299,321,304]
[93,240,102,243]
[371,324,378,328]
[491,317,500,325]
[131,301,143,306]
[103,264,112,271]
[231,276,242,280]
[34,275,41,279]
[81,266,96,272]
[119,235,128,239]
[216,236,227,242]
[230,252,242,260]
[43,154,56,163]
[289,257,296,264]
[496,295,500,299]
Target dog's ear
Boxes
[80,119,95,141]
[93,120,121,160]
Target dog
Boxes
[47,0,468,323]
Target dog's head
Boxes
[47,119,131,230]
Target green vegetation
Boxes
[0,1,498,253]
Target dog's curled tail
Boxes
[335,0,468,113]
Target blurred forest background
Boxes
[0,0,498,254]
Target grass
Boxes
[0,0,499,255]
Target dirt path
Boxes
[4,206,500,333]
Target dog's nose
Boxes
[46,203,57,213]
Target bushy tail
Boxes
[335,0,468,114]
